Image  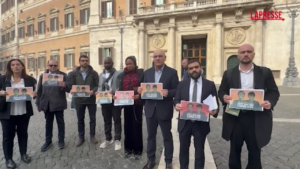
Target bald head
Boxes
[104,57,114,70]
[237,44,255,65]
[153,49,166,56]
[153,49,166,68]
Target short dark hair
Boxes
[238,91,245,95]
[48,75,53,78]
[104,93,108,95]
[248,92,255,97]
[196,104,202,108]
[22,88,27,92]
[153,85,157,88]
[187,59,201,67]
[79,55,89,61]
[54,76,58,78]
[100,93,103,95]
[188,103,193,107]
[13,88,19,92]
[182,57,188,61]
[82,87,86,90]
[146,84,150,87]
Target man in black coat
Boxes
[36,60,71,152]
[138,49,179,169]
[218,44,280,169]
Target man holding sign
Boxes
[174,59,219,169]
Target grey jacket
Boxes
[98,69,122,92]
[36,70,71,112]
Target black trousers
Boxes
[179,121,207,169]
[76,104,97,139]
[123,104,143,155]
[229,112,262,169]
[146,111,173,163]
[101,103,122,141]
[44,109,65,144]
[0,114,30,161]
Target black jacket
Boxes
[0,75,37,120]
[36,70,71,112]
[117,68,144,90]
[70,66,99,104]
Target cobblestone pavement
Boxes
[0,104,164,169]
[208,86,300,169]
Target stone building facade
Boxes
[89,0,300,85]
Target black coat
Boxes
[142,65,179,120]
[36,70,71,112]
[117,68,144,90]
[174,78,219,135]
[218,64,280,148]
[0,75,37,120]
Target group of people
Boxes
[0,43,280,169]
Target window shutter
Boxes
[37,57,41,69]
[50,18,53,31]
[134,0,137,14]
[72,53,75,67]
[101,2,106,18]
[64,54,67,67]
[56,17,59,30]
[98,48,103,65]
[64,14,68,27]
[71,13,74,27]
[112,0,115,17]
[57,55,60,67]
[151,0,155,5]
[109,47,113,57]
[87,8,90,23]
[44,57,46,69]
[163,0,166,4]
[80,9,83,24]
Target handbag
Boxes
[0,78,8,112]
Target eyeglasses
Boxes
[153,55,164,58]
[188,65,200,70]
[48,65,58,67]
[80,60,89,62]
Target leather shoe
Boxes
[76,139,85,147]
[21,154,31,163]
[143,161,155,169]
[5,160,17,169]
[166,163,173,169]
[90,137,98,144]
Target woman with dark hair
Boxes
[0,59,37,169]
[117,56,144,160]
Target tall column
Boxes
[138,21,145,69]
[255,8,264,66]
[14,0,19,58]
[214,12,223,80]
[88,0,100,25]
[251,20,256,45]
[168,17,176,68]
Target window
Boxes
[50,17,58,32]
[18,27,25,38]
[98,48,112,65]
[27,24,34,37]
[80,8,90,25]
[129,0,137,15]
[1,35,5,44]
[38,21,45,34]
[27,58,36,70]
[64,13,74,28]
[152,0,165,5]
[64,53,75,68]
[10,29,15,41]
[18,0,24,3]
[101,1,115,18]
[5,32,10,43]
[38,57,46,69]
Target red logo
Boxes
[250,11,285,21]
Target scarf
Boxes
[102,67,116,91]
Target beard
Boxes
[189,71,202,80]
[240,57,252,65]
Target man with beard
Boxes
[138,49,179,169]
[231,91,245,109]
[218,44,280,169]
[70,55,99,147]
[98,57,122,151]
[174,59,219,169]
[181,57,189,80]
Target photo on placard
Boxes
[180,101,209,122]
[6,87,33,102]
[229,89,264,111]
[42,73,63,86]
[96,91,112,104]
[71,85,90,98]
[114,91,134,106]
[140,83,163,100]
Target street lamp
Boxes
[116,7,127,70]
[283,0,300,86]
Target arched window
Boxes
[227,55,239,69]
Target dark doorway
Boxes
[227,55,239,69]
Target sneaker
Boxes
[99,140,114,148]
[58,142,65,150]
[41,142,52,152]
[115,140,122,151]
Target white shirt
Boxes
[103,70,112,87]
[239,64,254,89]
[189,76,202,103]
[10,77,26,116]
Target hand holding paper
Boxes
[203,95,218,111]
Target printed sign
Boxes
[180,101,209,122]
[96,92,112,104]
[42,73,63,86]
[114,91,134,106]
[71,85,90,98]
[229,89,264,111]
[6,87,33,102]
[140,83,163,100]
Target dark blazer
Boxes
[36,70,71,112]
[0,75,37,120]
[218,64,280,149]
[174,78,219,135]
[143,65,179,120]
[182,69,189,80]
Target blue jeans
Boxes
[71,96,75,109]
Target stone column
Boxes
[168,17,176,68]
[251,20,256,45]
[214,12,223,80]
[255,8,264,66]
[138,21,145,69]
[88,0,100,25]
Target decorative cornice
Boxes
[27,16,34,22]
[37,13,46,18]
[64,3,75,10]
[153,18,160,30]
[50,8,59,14]
[80,44,90,48]
[64,47,75,50]
[18,19,25,24]
[51,49,60,52]
[78,0,91,5]
[99,39,116,43]
[235,9,243,23]
[191,14,198,27]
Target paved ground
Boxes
[0,105,164,169]
[208,86,300,169]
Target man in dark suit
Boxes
[181,57,189,80]
[138,49,179,169]
[174,59,219,169]
[218,44,280,169]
